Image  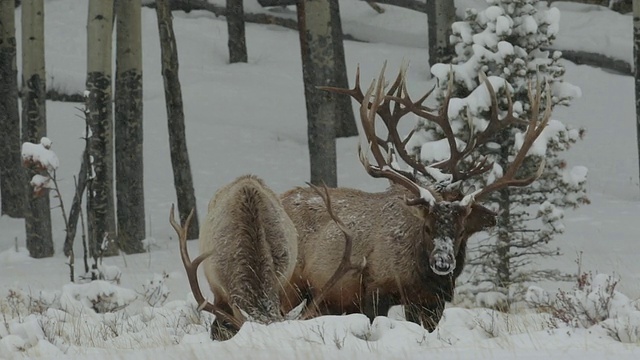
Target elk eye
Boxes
[423,223,433,235]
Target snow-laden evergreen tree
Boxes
[408,0,589,307]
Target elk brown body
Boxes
[281,184,496,331]
[281,64,550,332]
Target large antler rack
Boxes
[322,63,551,205]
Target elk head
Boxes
[323,64,550,276]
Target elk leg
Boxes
[404,298,445,332]
[404,299,445,332]
[280,279,308,315]
[362,289,391,322]
[404,303,421,325]
[210,302,237,341]
[419,303,444,333]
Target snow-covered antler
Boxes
[468,77,550,201]
[323,64,549,204]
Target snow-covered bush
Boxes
[0,281,214,355]
[526,272,640,343]
[139,272,171,307]
[80,249,122,284]
[411,0,589,307]
[21,137,59,198]
[60,281,136,314]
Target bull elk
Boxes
[281,64,550,331]
[172,175,358,340]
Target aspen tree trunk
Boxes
[494,132,513,289]
[86,0,118,257]
[426,0,455,67]
[634,0,640,191]
[226,0,247,63]
[329,0,357,138]
[22,0,53,258]
[156,0,200,239]
[115,0,145,254]
[0,0,25,218]
[297,0,338,187]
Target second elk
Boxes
[172,175,356,340]
[281,65,551,332]
[171,175,297,340]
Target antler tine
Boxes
[300,183,362,320]
[170,205,243,330]
[391,72,466,182]
[319,65,365,103]
[387,61,406,101]
[370,63,427,174]
[447,75,512,179]
[357,142,423,197]
[471,79,552,201]
[383,69,434,177]
[358,80,436,205]
[360,75,389,169]
[323,64,393,152]
[372,61,408,153]
[474,72,528,147]
[455,74,531,179]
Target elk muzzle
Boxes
[429,251,456,275]
[429,237,456,276]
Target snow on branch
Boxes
[22,137,61,196]
[21,137,59,174]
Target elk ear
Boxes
[407,203,430,220]
[465,203,497,235]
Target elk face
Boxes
[415,201,495,276]
[422,202,469,275]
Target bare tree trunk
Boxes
[86,0,118,257]
[495,138,512,288]
[297,0,337,187]
[226,0,247,63]
[63,153,88,257]
[635,0,640,191]
[21,0,52,258]
[426,0,455,67]
[156,0,200,239]
[496,190,512,288]
[329,0,357,138]
[115,0,145,254]
[0,0,25,218]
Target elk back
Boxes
[200,175,298,324]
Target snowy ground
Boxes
[1,0,639,359]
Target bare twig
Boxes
[80,188,89,274]
[63,153,89,257]
[365,1,385,13]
